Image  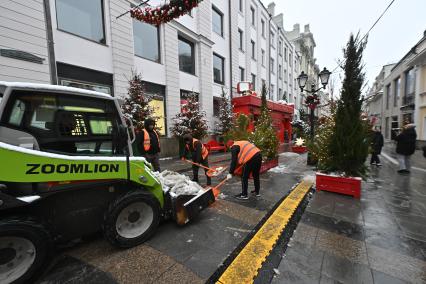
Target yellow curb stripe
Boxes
[217,181,313,284]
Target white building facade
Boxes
[1,0,308,137]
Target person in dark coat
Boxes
[394,123,417,173]
[370,127,384,166]
[181,134,211,186]
[135,118,161,172]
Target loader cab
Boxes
[0,83,129,156]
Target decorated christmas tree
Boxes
[214,88,234,137]
[325,34,369,177]
[250,83,279,160]
[170,92,208,139]
[121,72,158,133]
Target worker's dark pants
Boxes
[241,153,262,196]
[144,153,161,172]
[192,157,211,186]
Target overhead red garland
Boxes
[131,0,203,26]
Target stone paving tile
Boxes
[372,269,410,284]
[314,229,369,265]
[272,241,324,284]
[209,199,265,226]
[291,222,319,247]
[155,263,204,284]
[395,215,426,242]
[321,252,374,284]
[364,227,426,262]
[38,255,117,284]
[367,244,426,284]
[67,240,179,284]
[301,212,365,241]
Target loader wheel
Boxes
[103,191,160,248]
[0,217,53,284]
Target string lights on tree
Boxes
[131,0,203,26]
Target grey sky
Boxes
[265,0,426,94]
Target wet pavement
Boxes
[272,155,426,284]
[37,151,308,283]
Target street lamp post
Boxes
[297,67,331,165]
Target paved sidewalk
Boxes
[272,156,426,283]
[382,142,425,171]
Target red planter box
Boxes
[316,173,361,198]
[292,146,307,153]
[260,158,278,174]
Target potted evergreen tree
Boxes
[249,83,280,172]
[315,34,370,198]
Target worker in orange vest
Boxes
[136,118,161,172]
[227,141,262,200]
[182,134,211,186]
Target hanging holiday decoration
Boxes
[131,0,203,26]
[305,94,320,110]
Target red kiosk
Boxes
[232,82,294,143]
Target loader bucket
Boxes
[173,189,215,225]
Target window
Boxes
[133,20,160,62]
[261,49,265,66]
[178,37,195,74]
[213,96,221,117]
[143,81,167,135]
[2,90,123,155]
[270,84,275,98]
[261,79,266,88]
[239,67,245,81]
[284,69,287,82]
[385,84,390,109]
[270,32,275,47]
[250,7,255,26]
[261,19,265,37]
[238,29,244,50]
[239,0,243,12]
[279,41,282,55]
[251,40,256,60]
[212,6,223,36]
[278,88,282,100]
[284,47,288,62]
[251,73,256,90]
[279,65,282,79]
[270,57,274,73]
[56,0,106,44]
[213,53,225,84]
[404,68,415,105]
[289,52,293,67]
[393,77,400,107]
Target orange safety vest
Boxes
[233,141,260,165]
[143,129,160,152]
[186,138,209,160]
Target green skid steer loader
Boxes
[0,82,215,283]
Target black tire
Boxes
[103,190,160,248]
[0,216,53,284]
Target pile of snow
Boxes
[153,170,205,196]
[269,165,288,173]
[279,152,300,158]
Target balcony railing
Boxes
[402,93,415,106]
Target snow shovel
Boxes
[204,176,229,197]
[183,159,227,177]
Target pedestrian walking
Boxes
[136,118,161,172]
[393,123,417,173]
[370,127,384,166]
[422,146,426,158]
[227,141,262,200]
[182,134,211,186]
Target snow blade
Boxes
[184,188,215,221]
[173,189,215,225]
